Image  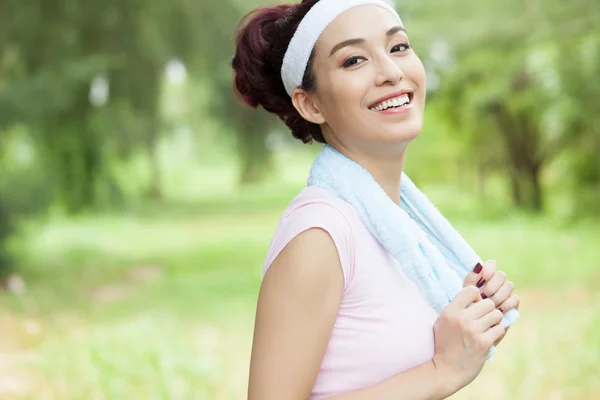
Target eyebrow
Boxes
[329,26,406,57]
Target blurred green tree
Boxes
[419,0,600,212]
[196,0,278,184]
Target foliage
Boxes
[420,0,600,212]
[0,0,598,277]
[1,163,599,398]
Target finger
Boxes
[490,281,515,307]
[463,259,497,289]
[497,294,520,313]
[465,298,496,320]
[487,280,514,307]
[481,270,507,300]
[481,324,506,345]
[493,328,508,346]
[475,308,504,332]
[451,285,482,309]
[463,261,485,287]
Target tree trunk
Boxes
[476,162,487,199]
[529,163,543,212]
[489,99,545,212]
[146,117,162,199]
[236,108,272,185]
[0,196,13,281]
[509,168,523,207]
[45,87,99,214]
[142,67,163,200]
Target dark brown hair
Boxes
[231,0,325,144]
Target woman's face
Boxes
[303,5,426,152]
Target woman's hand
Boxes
[462,260,520,346]
[463,260,520,314]
[432,286,505,391]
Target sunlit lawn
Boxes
[1,150,599,399]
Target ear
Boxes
[291,89,326,125]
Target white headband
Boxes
[281,0,403,97]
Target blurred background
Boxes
[0,0,599,398]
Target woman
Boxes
[232,0,520,399]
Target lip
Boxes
[368,89,414,109]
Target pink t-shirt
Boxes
[264,187,439,399]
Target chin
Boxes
[382,119,423,144]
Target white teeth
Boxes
[370,94,412,111]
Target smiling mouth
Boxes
[369,92,414,111]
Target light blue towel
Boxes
[307,144,519,359]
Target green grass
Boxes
[1,151,599,399]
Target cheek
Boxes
[320,71,367,115]
[410,57,427,92]
[331,71,367,102]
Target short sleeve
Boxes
[263,201,355,292]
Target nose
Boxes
[374,54,403,86]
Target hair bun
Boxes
[231,0,325,144]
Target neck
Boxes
[333,143,407,205]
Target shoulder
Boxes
[264,187,357,290]
[282,187,356,238]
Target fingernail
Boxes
[481,292,487,299]
[476,278,486,288]
[473,262,483,274]
[498,307,504,313]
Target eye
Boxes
[391,42,412,53]
[342,56,366,68]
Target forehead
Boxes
[316,5,403,48]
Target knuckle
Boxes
[474,337,489,350]
[497,326,507,339]
[494,309,504,320]
[440,310,451,321]
[466,326,479,339]
[465,285,478,295]
[496,270,507,281]
[483,298,495,311]
[468,285,480,298]
[457,315,469,330]
[442,309,456,323]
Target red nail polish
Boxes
[476,278,486,288]
[473,263,483,274]
[481,293,487,299]
[498,308,504,313]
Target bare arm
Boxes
[324,359,457,400]
[248,228,344,400]
[247,228,463,400]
